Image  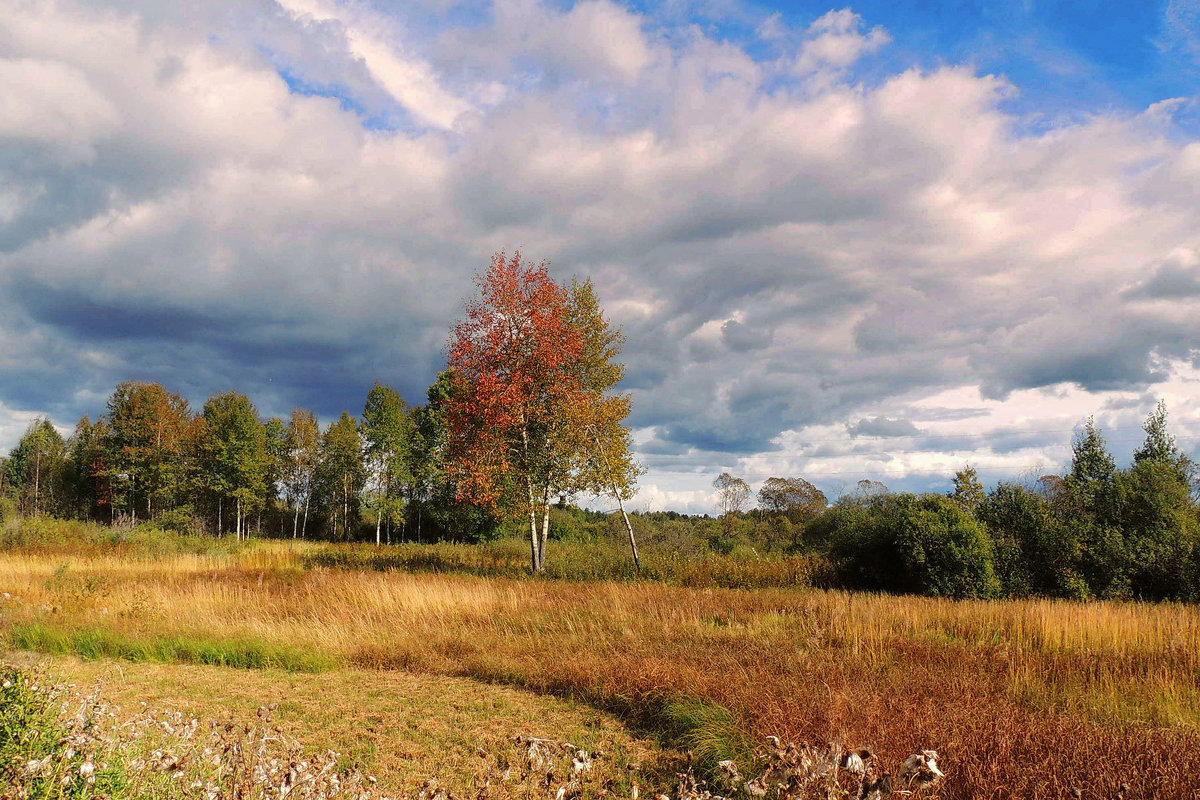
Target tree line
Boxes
[703,402,1199,601]
[1,252,641,568]
[1,377,459,543]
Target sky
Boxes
[1,0,1199,514]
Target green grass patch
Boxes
[658,697,756,773]
[8,623,336,673]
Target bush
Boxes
[979,483,1089,599]
[826,493,999,599]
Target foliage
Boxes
[825,492,1000,599]
[444,253,638,571]
[4,418,68,517]
[317,412,367,540]
[198,391,269,539]
[102,381,193,522]
[361,382,414,544]
[0,667,127,799]
[978,482,1088,599]
[756,476,826,523]
[712,472,751,516]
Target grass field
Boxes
[3,520,1200,798]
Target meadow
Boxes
[3,518,1199,799]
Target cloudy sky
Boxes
[2,0,1199,513]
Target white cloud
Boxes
[794,8,891,75]
[276,0,474,129]
[0,57,120,162]
[0,0,1198,508]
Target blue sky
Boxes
[1,0,1199,512]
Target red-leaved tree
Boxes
[446,252,638,572]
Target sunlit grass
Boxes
[3,519,1200,797]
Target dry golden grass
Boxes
[3,547,1200,798]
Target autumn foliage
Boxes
[445,252,637,571]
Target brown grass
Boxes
[3,546,1199,798]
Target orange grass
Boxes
[2,548,1199,798]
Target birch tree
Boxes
[5,419,66,517]
[199,392,267,540]
[361,382,413,545]
[318,412,365,540]
[445,252,639,572]
[284,409,321,539]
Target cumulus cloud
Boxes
[0,1,1198,509]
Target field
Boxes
[3,520,1200,799]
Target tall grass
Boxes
[304,538,833,589]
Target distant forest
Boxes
[2,384,1197,602]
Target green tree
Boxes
[5,418,67,517]
[66,416,111,520]
[713,472,751,516]
[979,482,1087,599]
[1133,400,1187,467]
[1064,417,1126,597]
[757,476,827,522]
[263,417,289,536]
[950,465,986,515]
[406,372,500,544]
[564,278,643,568]
[102,382,192,522]
[283,409,321,539]
[318,412,366,540]
[1113,402,1198,600]
[826,493,999,599]
[199,392,268,540]
[361,383,413,546]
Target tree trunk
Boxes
[293,503,300,539]
[343,477,350,541]
[376,510,382,546]
[302,491,310,539]
[33,453,41,517]
[217,496,223,537]
[526,473,540,572]
[522,425,539,572]
[236,497,242,542]
[538,484,551,572]
[592,430,640,574]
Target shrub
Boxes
[826,493,999,599]
[979,483,1089,599]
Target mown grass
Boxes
[7,654,668,798]
[4,519,1200,798]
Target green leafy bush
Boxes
[825,493,999,599]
